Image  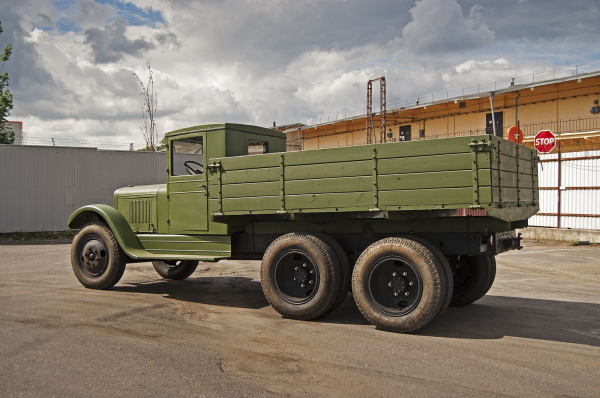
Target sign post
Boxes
[534,130,556,153]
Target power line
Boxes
[21,135,147,150]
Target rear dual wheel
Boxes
[262,234,453,332]
[351,237,451,333]
[449,255,496,307]
[409,237,453,320]
[319,234,352,315]
[260,233,343,320]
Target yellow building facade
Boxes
[284,73,600,154]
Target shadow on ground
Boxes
[114,275,370,325]
[421,295,600,347]
[115,278,600,346]
[114,276,270,310]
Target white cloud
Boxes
[2,0,599,147]
[402,0,494,54]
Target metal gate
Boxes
[529,149,600,230]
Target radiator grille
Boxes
[128,199,152,224]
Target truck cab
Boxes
[113,123,286,236]
[164,123,285,233]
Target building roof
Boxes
[284,68,600,134]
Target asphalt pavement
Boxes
[0,241,598,397]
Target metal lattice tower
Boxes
[366,77,386,144]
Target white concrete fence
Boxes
[0,145,167,233]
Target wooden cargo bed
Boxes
[208,135,538,221]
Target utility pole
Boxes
[489,92,497,137]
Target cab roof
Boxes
[165,123,286,139]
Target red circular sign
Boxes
[507,126,523,144]
[534,130,556,153]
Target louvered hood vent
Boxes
[128,199,152,224]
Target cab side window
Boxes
[172,136,204,176]
[248,139,268,155]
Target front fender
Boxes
[69,204,146,260]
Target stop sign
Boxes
[534,130,556,153]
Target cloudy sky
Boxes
[2,0,600,147]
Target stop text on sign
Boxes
[534,130,556,153]
[535,137,555,145]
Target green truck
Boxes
[69,123,539,333]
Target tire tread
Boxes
[70,222,126,290]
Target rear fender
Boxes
[69,204,145,259]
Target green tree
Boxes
[136,136,166,152]
[0,21,14,145]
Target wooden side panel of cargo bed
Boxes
[488,136,538,206]
[206,135,537,216]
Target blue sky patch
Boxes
[51,0,164,32]
[95,0,164,26]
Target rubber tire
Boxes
[409,237,453,319]
[449,255,496,307]
[71,223,127,290]
[318,234,352,316]
[352,237,447,333]
[261,233,342,321]
[152,260,199,280]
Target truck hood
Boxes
[114,184,166,198]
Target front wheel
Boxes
[71,223,127,289]
[352,237,448,333]
[151,260,199,280]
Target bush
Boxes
[570,236,580,246]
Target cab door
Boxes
[168,133,208,232]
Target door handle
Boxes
[197,185,207,190]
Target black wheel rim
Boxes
[79,235,109,277]
[453,257,474,290]
[367,256,422,316]
[273,250,320,305]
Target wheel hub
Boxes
[453,257,473,289]
[81,239,109,276]
[389,276,406,293]
[274,252,319,304]
[293,267,308,284]
[369,257,422,316]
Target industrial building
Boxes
[283,64,600,154]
